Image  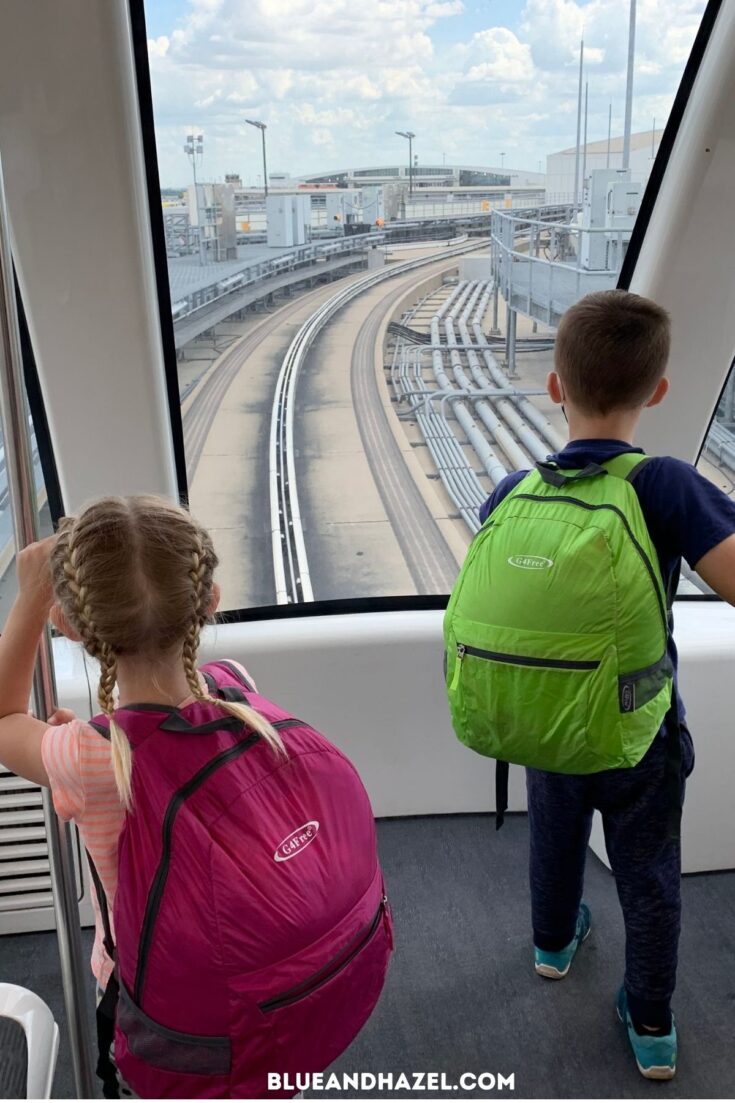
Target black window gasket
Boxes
[619,0,723,288]
[128,0,189,505]
[15,280,65,523]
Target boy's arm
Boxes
[692,534,735,605]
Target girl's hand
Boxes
[47,708,76,726]
[16,536,57,615]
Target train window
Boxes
[140,0,707,612]
[698,366,735,499]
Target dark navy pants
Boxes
[527,724,694,1027]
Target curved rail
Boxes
[269,240,484,603]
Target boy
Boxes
[479,289,735,1079]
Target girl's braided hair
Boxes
[51,496,284,807]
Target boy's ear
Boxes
[207,582,221,618]
[547,371,565,405]
[645,377,670,408]
[49,603,82,642]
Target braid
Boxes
[97,643,117,716]
[183,539,286,757]
[62,544,106,660]
[62,525,134,808]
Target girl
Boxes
[0,496,391,1098]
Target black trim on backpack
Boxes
[89,719,111,741]
[663,695,684,841]
[535,461,607,488]
[86,851,120,1098]
[133,732,262,1003]
[158,713,244,734]
[619,653,674,714]
[216,660,255,692]
[625,456,656,484]
[97,974,121,1099]
[201,669,251,705]
[87,852,115,960]
[117,980,231,1077]
[201,671,217,696]
[495,762,509,830]
[132,716,303,1004]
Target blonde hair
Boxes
[51,496,285,808]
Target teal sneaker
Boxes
[534,903,591,979]
[616,987,677,1080]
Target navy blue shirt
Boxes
[479,439,735,721]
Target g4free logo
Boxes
[507,555,554,570]
[274,821,320,863]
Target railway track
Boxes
[270,240,483,604]
[351,282,460,594]
[181,281,344,479]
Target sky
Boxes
[144,0,707,187]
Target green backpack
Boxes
[444,453,674,778]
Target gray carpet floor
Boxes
[1,814,734,1098]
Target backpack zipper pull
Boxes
[449,645,466,692]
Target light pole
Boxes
[245,119,268,198]
[622,0,636,171]
[184,130,205,264]
[395,130,415,197]
[500,151,505,170]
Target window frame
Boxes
[131,0,725,620]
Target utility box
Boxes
[605,179,643,269]
[291,194,310,245]
[606,180,643,229]
[326,192,345,228]
[344,190,362,225]
[367,245,386,270]
[362,187,384,225]
[266,195,294,247]
[580,169,620,270]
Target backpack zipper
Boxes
[258,897,387,1014]
[450,643,599,691]
[133,717,307,1005]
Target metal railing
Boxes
[490,207,631,325]
[171,234,387,322]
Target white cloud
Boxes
[147,36,170,59]
[146,0,706,184]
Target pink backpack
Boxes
[89,660,393,1098]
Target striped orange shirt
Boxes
[40,662,255,987]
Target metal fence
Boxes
[490,207,629,327]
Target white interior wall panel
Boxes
[632,1,735,461]
[51,609,735,874]
[0,0,178,511]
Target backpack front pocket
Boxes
[254,897,393,1081]
[446,618,619,773]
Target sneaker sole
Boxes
[534,924,591,980]
[636,1062,676,1081]
[534,961,570,979]
[616,1006,676,1080]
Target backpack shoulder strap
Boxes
[602,452,652,482]
[200,657,254,692]
[88,716,110,741]
[86,850,115,959]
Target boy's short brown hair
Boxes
[554,289,671,415]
